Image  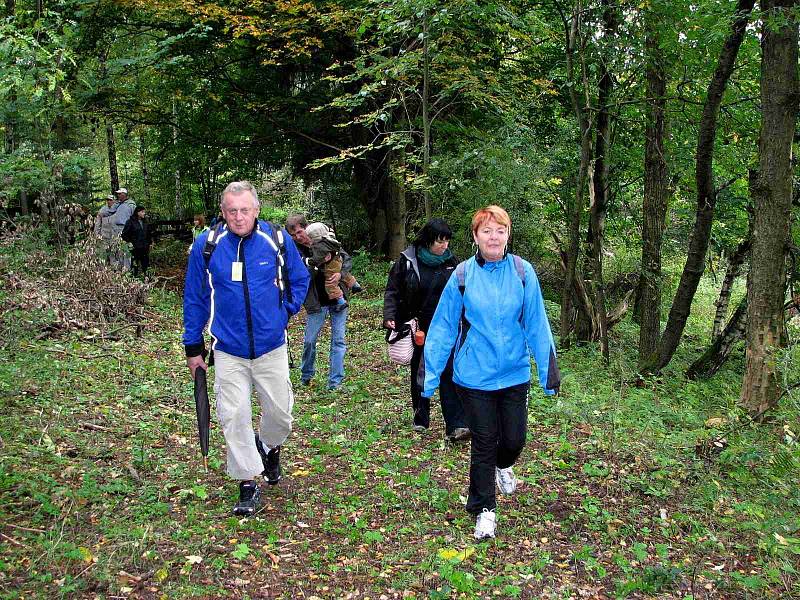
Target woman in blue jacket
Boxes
[422,205,561,540]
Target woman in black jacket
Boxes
[383,219,469,441]
[122,205,152,277]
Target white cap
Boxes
[115,188,128,195]
[306,222,331,242]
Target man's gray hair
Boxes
[221,181,260,208]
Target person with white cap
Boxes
[111,188,136,269]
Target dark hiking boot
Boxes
[256,434,282,485]
[232,480,261,516]
[447,427,471,443]
[255,434,282,485]
[265,447,281,485]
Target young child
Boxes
[305,222,362,308]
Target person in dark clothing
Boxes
[122,205,152,277]
[383,218,469,441]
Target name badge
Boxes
[232,262,243,282]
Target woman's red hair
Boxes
[471,205,511,234]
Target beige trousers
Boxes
[214,346,294,480]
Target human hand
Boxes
[326,272,341,286]
[187,355,208,379]
[385,320,395,330]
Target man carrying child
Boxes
[286,215,361,391]
[304,222,362,309]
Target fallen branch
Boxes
[2,523,46,533]
[1,532,30,549]
[82,422,111,432]
[104,323,144,338]
[51,349,119,361]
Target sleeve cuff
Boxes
[185,342,205,358]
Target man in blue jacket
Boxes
[183,181,310,516]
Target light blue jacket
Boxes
[422,253,561,397]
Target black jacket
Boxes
[121,216,151,250]
[383,245,458,333]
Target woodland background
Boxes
[1,0,800,598]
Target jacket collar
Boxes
[475,248,508,266]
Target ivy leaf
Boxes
[231,543,250,560]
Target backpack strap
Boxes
[202,222,227,270]
[268,221,292,307]
[512,254,526,286]
[454,261,470,353]
[511,254,526,322]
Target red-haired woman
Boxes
[421,205,561,540]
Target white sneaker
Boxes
[474,508,496,539]
[495,466,518,495]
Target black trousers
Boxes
[410,343,465,434]
[131,247,150,277]
[456,382,529,514]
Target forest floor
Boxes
[0,237,799,599]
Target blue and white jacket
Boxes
[422,253,561,397]
[183,220,310,360]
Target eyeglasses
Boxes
[224,207,254,216]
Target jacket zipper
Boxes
[239,237,256,359]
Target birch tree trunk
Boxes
[387,151,407,259]
[687,296,747,380]
[712,239,750,339]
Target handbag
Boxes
[385,319,418,365]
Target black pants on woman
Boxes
[410,343,466,435]
[131,247,150,277]
[456,382,529,514]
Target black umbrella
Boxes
[194,364,211,471]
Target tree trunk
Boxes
[638,8,670,369]
[687,296,747,380]
[740,0,798,417]
[712,239,750,339]
[643,0,756,373]
[139,129,151,204]
[173,99,183,218]
[583,0,617,359]
[421,8,432,221]
[387,151,407,259]
[352,150,388,252]
[560,0,593,349]
[106,121,119,194]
